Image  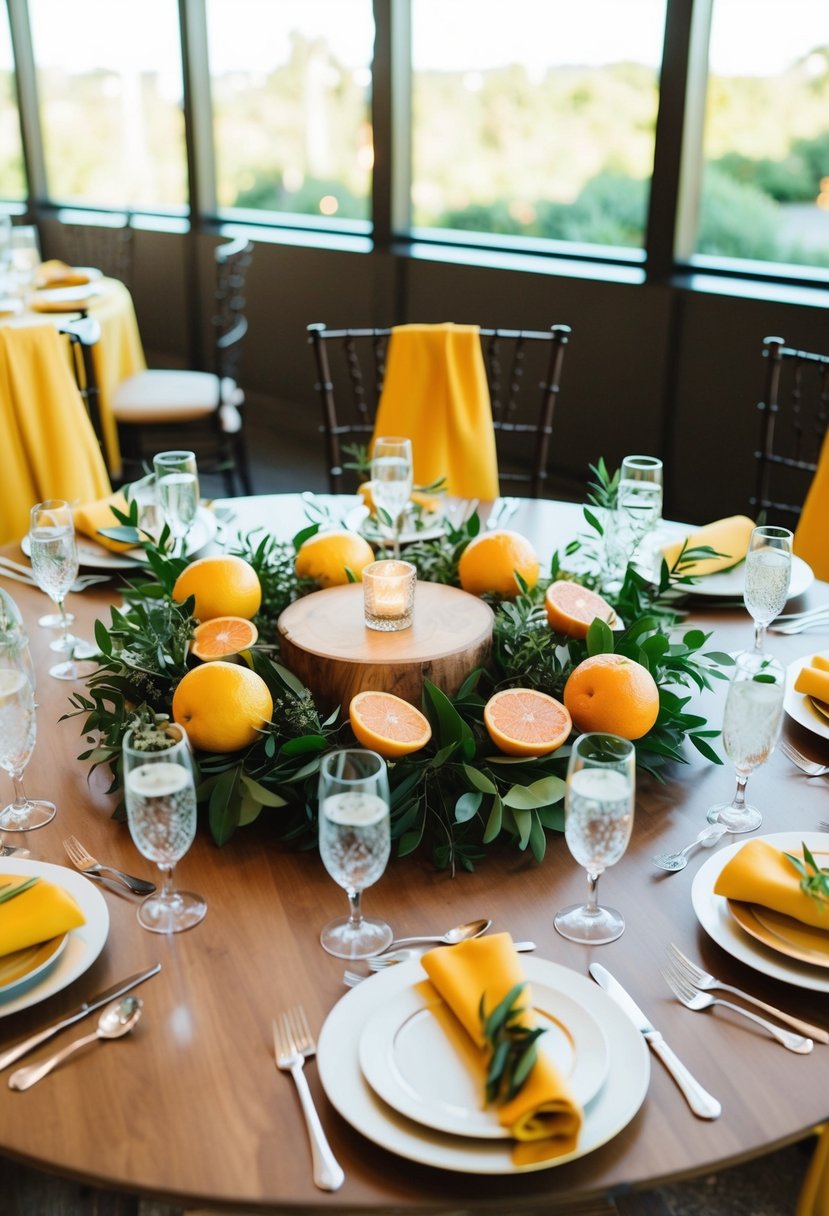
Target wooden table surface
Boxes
[0,497,827,1213]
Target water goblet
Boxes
[554,732,635,945]
[153,450,200,558]
[318,748,393,959]
[0,666,56,832]
[122,723,206,933]
[28,500,97,680]
[743,525,793,654]
[370,436,413,559]
[707,651,784,834]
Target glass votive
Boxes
[363,560,416,632]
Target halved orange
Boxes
[349,691,432,758]
[191,616,259,661]
[483,688,572,756]
[545,581,618,639]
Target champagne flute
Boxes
[318,748,393,959]
[153,450,199,558]
[370,436,413,559]
[28,500,97,681]
[122,723,206,933]
[0,667,55,832]
[554,732,635,945]
[707,651,784,834]
[743,525,793,654]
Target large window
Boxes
[694,0,829,270]
[409,0,667,254]
[206,0,374,224]
[28,0,187,210]
[0,5,25,201]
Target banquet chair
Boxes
[60,212,134,289]
[59,314,106,457]
[307,322,571,495]
[111,236,254,495]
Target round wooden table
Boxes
[0,496,827,1213]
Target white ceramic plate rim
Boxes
[691,831,829,993]
[317,956,650,1175]
[784,652,829,742]
[21,506,217,570]
[0,932,69,996]
[0,857,109,1017]
[358,978,609,1139]
[345,504,446,546]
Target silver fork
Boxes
[661,963,813,1053]
[667,945,828,1043]
[63,835,156,895]
[769,610,829,635]
[272,1007,344,1192]
[779,739,829,778]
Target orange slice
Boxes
[545,581,618,639]
[483,688,572,756]
[190,616,258,661]
[349,691,432,758]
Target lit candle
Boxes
[363,560,416,632]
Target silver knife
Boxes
[590,962,721,1120]
[0,963,161,1071]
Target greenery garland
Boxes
[67,462,732,872]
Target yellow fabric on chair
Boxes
[420,932,583,1162]
[795,429,829,582]
[0,325,111,544]
[0,875,85,958]
[372,323,500,500]
[74,490,133,553]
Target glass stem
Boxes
[10,773,29,812]
[732,774,748,810]
[158,863,175,902]
[58,598,71,646]
[753,622,765,653]
[392,518,401,560]
[346,887,364,929]
[584,870,602,917]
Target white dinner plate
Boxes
[21,506,217,571]
[656,523,813,600]
[691,831,829,994]
[784,653,829,742]
[345,504,447,546]
[358,977,609,1139]
[30,282,105,305]
[0,857,109,1017]
[317,956,650,1175]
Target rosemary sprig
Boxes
[784,843,829,911]
[480,981,546,1104]
[0,876,39,904]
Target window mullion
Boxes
[6,0,46,206]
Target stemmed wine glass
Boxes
[153,450,199,558]
[28,500,97,680]
[318,748,393,959]
[370,436,413,559]
[0,666,55,832]
[743,525,793,654]
[554,732,635,945]
[122,723,206,933]
[707,651,784,834]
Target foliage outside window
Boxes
[0,5,25,201]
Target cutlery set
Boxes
[780,739,829,778]
[273,1006,344,1192]
[769,603,829,634]
[0,554,109,594]
[63,834,156,895]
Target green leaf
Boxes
[208,765,242,845]
[502,775,565,810]
[455,791,482,823]
[482,794,503,843]
[461,765,497,795]
[239,773,287,808]
[586,617,614,656]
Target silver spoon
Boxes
[385,917,491,950]
[9,997,143,1091]
[368,939,536,970]
[651,822,728,873]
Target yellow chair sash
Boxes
[795,429,829,581]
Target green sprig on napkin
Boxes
[784,843,829,912]
[0,876,39,904]
[480,981,547,1104]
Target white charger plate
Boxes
[358,977,609,1139]
[317,956,649,1175]
[0,857,109,1017]
[21,506,217,571]
[345,504,446,546]
[691,831,829,994]
[784,653,829,742]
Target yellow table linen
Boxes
[0,875,86,957]
[372,323,500,500]
[0,325,112,545]
[661,514,754,576]
[74,490,133,553]
[420,932,583,1161]
[714,839,829,930]
[795,429,829,582]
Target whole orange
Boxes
[294,530,375,588]
[458,529,539,598]
[172,661,273,753]
[563,653,659,740]
[173,555,261,622]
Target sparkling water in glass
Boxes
[743,525,792,654]
[153,450,199,556]
[0,667,55,831]
[370,436,413,558]
[28,500,97,679]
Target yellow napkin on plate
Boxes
[661,515,755,576]
[714,839,829,930]
[0,875,86,957]
[357,481,442,516]
[794,657,829,706]
[795,428,829,582]
[73,490,134,553]
[372,323,500,501]
[420,932,583,1161]
[34,259,91,290]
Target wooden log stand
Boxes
[277,581,494,713]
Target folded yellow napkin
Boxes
[357,481,442,516]
[795,429,829,582]
[73,490,133,553]
[420,932,583,1161]
[661,515,755,576]
[714,839,829,930]
[0,875,86,957]
[30,293,96,314]
[372,323,500,500]
[35,259,91,290]
[794,657,829,706]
